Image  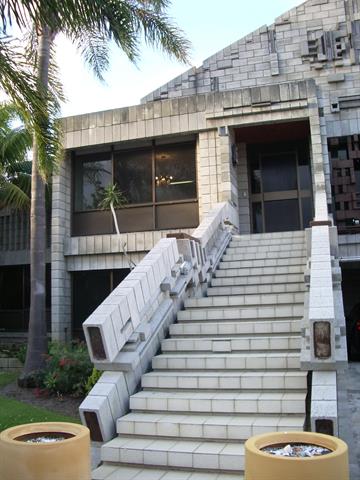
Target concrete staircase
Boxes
[93,231,308,480]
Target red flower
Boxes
[58,358,67,367]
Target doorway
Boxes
[248,141,313,233]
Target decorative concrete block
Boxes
[79,394,115,442]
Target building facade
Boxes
[1,0,360,358]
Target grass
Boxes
[0,372,80,432]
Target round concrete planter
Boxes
[245,431,349,480]
[0,422,91,480]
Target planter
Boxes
[245,431,349,480]
[0,422,90,480]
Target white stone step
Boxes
[214,264,305,278]
[129,391,306,415]
[117,412,306,440]
[161,336,301,353]
[230,237,305,247]
[222,249,306,261]
[211,273,304,287]
[218,257,306,269]
[207,283,305,296]
[141,370,307,391]
[101,436,245,472]
[152,352,301,371]
[184,292,304,309]
[231,231,305,241]
[93,464,245,480]
[177,305,303,322]
[226,242,305,254]
[170,319,301,337]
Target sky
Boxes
[55,0,303,117]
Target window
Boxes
[155,144,196,202]
[72,140,198,235]
[0,265,51,332]
[72,269,129,338]
[114,149,152,204]
[74,153,112,211]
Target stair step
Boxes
[222,250,306,261]
[130,391,307,415]
[170,319,301,337]
[101,436,246,472]
[214,265,305,278]
[226,242,305,254]
[177,305,303,322]
[207,283,305,296]
[230,238,305,247]
[218,257,306,269]
[184,293,304,309]
[93,464,245,480]
[117,412,306,440]
[141,370,307,391]
[161,336,301,353]
[152,352,301,371]
[231,231,305,241]
[211,273,304,287]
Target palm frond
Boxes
[0,178,30,209]
[71,30,110,82]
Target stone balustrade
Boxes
[301,220,348,438]
[80,201,238,444]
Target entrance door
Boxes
[248,142,313,233]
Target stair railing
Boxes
[79,201,238,444]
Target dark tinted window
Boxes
[155,144,197,202]
[74,154,112,211]
[264,199,300,232]
[114,149,152,204]
[262,153,297,192]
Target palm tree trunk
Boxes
[110,201,120,235]
[20,26,53,383]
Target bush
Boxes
[84,367,102,394]
[0,344,26,364]
[41,342,93,397]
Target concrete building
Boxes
[49,0,359,352]
[1,0,360,475]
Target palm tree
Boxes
[0,1,190,384]
[99,183,136,270]
[0,103,32,210]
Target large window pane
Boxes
[252,202,263,233]
[74,154,112,211]
[155,144,196,202]
[264,199,300,232]
[249,158,261,194]
[262,153,297,192]
[114,149,152,204]
[301,197,313,228]
[0,266,23,309]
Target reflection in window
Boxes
[252,202,263,233]
[74,157,112,211]
[250,159,261,194]
[155,144,196,202]
[114,149,152,204]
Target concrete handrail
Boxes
[80,201,238,444]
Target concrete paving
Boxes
[338,362,360,479]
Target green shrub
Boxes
[84,367,102,394]
[0,344,26,364]
[41,342,93,397]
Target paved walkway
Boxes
[338,362,360,479]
